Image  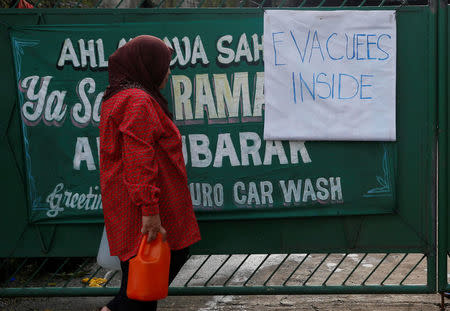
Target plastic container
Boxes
[127,233,171,301]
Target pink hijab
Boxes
[103,35,173,118]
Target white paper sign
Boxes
[263,10,396,141]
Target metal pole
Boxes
[438,0,448,293]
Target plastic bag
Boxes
[97,226,121,271]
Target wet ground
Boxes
[1,253,446,310]
[0,294,445,311]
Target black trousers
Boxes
[107,248,190,311]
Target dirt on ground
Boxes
[0,294,446,311]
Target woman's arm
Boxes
[119,92,165,241]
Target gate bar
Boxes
[0,285,432,297]
[438,0,448,292]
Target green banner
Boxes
[10,19,396,224]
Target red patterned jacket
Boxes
[99,88,201,261]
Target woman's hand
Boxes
[141,215,167,242]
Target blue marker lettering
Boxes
[309,30,325,63]
[360,74,373,99]
[316,72,331,99]
[377,34,391,61]
[299,72,315,102]
[366,34,376,60]
[338,73,359,100]
[356,34,365,60]
[331,74,335,99]
[272,32,286,66]
[290,30,310,64]
[345,34,355,60]
[292,72,297,104]
[326,33,343,61]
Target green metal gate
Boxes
[0,0,439,298]
[438,0,449,299]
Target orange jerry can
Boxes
[127,233,171,301]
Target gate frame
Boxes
[0,2,439,297]
[438,0,448,294]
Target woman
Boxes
[99,35,201,311]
